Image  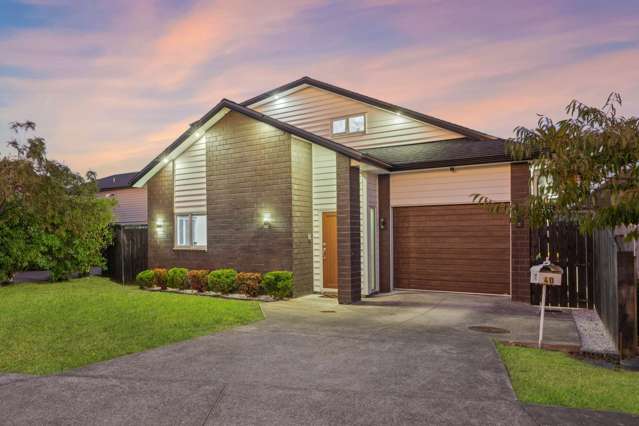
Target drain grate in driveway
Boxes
[320,310,336,313]
[468,325,510,334]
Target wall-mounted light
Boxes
[263,212,272,229]
[274,94,280,100]
[156,218,164,229]
[163,157,169,164]
[379,217,386,230]
[449,167,455,173]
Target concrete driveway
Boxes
[0,291,633,425]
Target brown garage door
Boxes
[393,204,510,295]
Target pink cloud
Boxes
[1,0,638,177]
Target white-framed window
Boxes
[331,114,366,136]
[175,214,207,249]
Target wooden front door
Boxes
[322,212,338,289]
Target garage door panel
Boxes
[397,279,508,294]
[394,268,508,282]
[393,248,509,259]
[393,204,510,295]
[394,259,509,272]
[396,214,508,227]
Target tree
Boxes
[0,122,115,282]
[474,93,639,238]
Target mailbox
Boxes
[530,260,563,286]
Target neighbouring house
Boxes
[97,172,147,225]
[131,77,530,304]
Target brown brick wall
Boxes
[336,155,361,304]
[291,138,313,295]
[147,159,176,268]
[511,162,531,303]
[148,111,295,274]
[377,174,391,293]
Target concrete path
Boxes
[0,291,632,425]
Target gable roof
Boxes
[97,172,139,191]
[130,98,391,187]
[360,138,512,171]
[241,76,497,142]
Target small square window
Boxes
[348,115,365,133]
[332,118,346,135]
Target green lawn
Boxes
[0,277,263,375]
[496,342,639,415]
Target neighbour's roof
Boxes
[130,98,392,187]
[361,138,513,171]
[241,76,497,142]
[97,172,139,191]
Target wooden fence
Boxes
[530,222,594,308]
[592,229,638,358]
[531,223,637,357]
[104,224,148,284]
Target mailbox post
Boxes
[530,259,563,348]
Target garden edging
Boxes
[143,286,278,302]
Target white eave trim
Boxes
[132,108,231,188]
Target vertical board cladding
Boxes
[147,111,295,273]
[358,172,378,295]
[254,86,463,150]
[312,144,337,291]
[360,173,368,294]
[336,154,361,304]
[510,162,531,303]
[291,138,313,295]
[174,137,207,214]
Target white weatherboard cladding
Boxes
[312,144,337,291]
[98,187,147,224]
[390,164,511,206]
[255,86,463,150]
[174,137,207,214]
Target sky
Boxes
[1,0,638,177]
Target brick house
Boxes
[131,77,530,304]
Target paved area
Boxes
[0,290,633,425]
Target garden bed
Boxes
[144,286,278,302]
[137,268,294,301]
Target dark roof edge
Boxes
[130,99,391,186]
[98,183,131,191]
[241,76,497,141]
[389,155,513,172]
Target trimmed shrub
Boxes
[136,269,154,289]
[188,269,209,292]
[167,267,188,289]
[152,268,168,290]
[262,271,293,299]
[208,268,238,294]
[236,272,263,297]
